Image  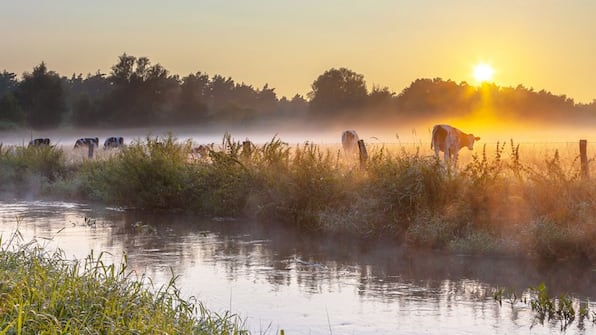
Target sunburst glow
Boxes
[473,63,495,83]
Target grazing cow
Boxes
[29,138,50,147]
[74,137,99,149]
[431,124,480,162]
[191,144,210,157]
[341,130,360,156]
[104,136,124,149]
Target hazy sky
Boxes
[2,1,595,103]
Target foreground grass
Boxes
[0,231,248,334]
[1,134,595,263]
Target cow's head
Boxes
[465,134,481,150]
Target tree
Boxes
[0,70,18,98]
[308,67,368,118]
[16,62,66,129]
[173,72,210,123]
[0,93,25,127]
[103,54,179,126]
[67,72,110,126]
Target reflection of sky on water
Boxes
[0,200,594,335]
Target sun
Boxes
[473,63,494,83]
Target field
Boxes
[1,133,595,263]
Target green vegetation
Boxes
[0,230,248,334]
[1,135,595,263]
[0,143,67,198]
[493,283,595,331]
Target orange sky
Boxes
[1,1,595,103]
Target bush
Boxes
[0,143,66,197]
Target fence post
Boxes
[88,143,94,159]
[358,139,368,169]
[242,140,252,158]
[579,139,588,179]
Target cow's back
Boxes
[341,130,359,154]
[431,125,450,151]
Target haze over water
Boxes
[1,200,594,334]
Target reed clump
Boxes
[0,144,66,197]
[2,135,595,263]
[0,231,248,334]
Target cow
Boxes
[29,138,50,147]
[191,144,210,157]
[431,124,480,163]
[341,130,360,157]
[74,137,99,149]
[104,136,124,149]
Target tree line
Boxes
[1,53,595,130]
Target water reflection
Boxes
[0,200,594,334]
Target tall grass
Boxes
[2,135,595,263]
[0,144,66,197]
[0,229,249,334]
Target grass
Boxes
[1,134,595,263]
[0,228,249,334]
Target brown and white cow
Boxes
[431,124,480,162]
[341,130,359,157]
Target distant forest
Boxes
[1,53,595,130]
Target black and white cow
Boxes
[104,136,124,149]
[74,137,99,149]
[341,130,360,157]
[431,124,480,162]
[29,138,50,147]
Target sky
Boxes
[1,0,595,103]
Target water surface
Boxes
[0,200,594,334]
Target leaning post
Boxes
[579,139,589,179]
[358,139,368,170]
[88,143,94,159]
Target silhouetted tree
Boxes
[278,94,308,119]
[0,70,23,127]
[103,54,179,126]
[173,72,210,123]
[308,67,368,118]
[0,70,18,98]
[395,78,478,119]
[68,72,110,126]
[0,93,25,127]
[16,62,66,129]
[207,75,236,114]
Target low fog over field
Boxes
[2,119,594,151]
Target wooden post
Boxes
[88,143,94,159]
[358,139,368,169]
[580,139,588,179]
[242,140,252,157]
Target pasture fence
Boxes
[580,139,588,179]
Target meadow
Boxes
[1,133,595,263]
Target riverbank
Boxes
[1,134,595,263]
[0,229,248,334]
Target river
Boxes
[0,200,594,334]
